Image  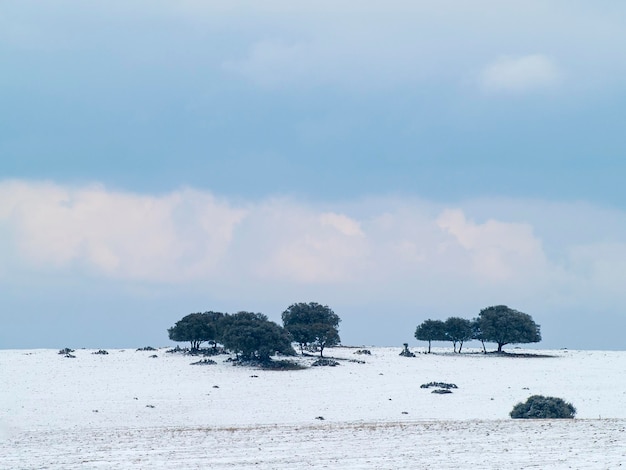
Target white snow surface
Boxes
[1,346,625,468]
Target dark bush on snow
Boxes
[58,348,74,355]
[510,395,576,419]
[420,382,458,389]
[190,359,217,365]
[312,359,340,367]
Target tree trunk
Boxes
[497,343,503,352]
[458,341,463,353]
[428,340,431,354]
[481,340,486,354]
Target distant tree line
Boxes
[168,302,340,362]
[415,305,541,353]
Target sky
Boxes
[1,1,626,350]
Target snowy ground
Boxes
[1,346,625,468]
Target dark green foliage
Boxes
[220,311,296,361]
[190,359,217,365]
[444,317,473,353]
[420,382,458,389]
[510,395,576,419]
[414,319,447,353]
[477,305,541,352]
[168,311,224,350]
[471,318,487,353]
[282,302,341,357]
[311,358,340,367]
[259,360,306,370]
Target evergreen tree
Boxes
[414,319,447,353]
[168,311,224,350]
[282,302,341,357]
[477,305,541,352]
[220,312,295,362]
[444,317,473,353]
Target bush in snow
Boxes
[190,359,217,365]
[510,395,576,419]
[312,359,340,367]
[420,382,458,390]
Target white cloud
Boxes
[436,209,548,281]
[480,54,561,93]
[2,180,626,315]
[0,181,246,282]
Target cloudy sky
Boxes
[2,1,626,349]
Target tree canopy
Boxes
[282,302,341,357]
[220,311,295,361]
[477,305,541,352]
[167,311,224,350]
[414,319,447,353]
[444,317,473,353]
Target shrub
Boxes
[510,395,576,419]
[420,382,458,390]
[312,358,340,367]
[190,359,217,365]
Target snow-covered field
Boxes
[1,346,625,468]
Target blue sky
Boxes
[2,1,626,349]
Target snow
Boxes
[1,346,626,468]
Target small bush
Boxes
[420,382,458,390]
[190,359,217,366]
[137,346,157,351]
[58,348,74,355]
[312,359,340,367]
[92,349,109,355]
[510,395,576,419]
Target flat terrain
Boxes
[1,347,625,468]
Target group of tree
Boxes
[415,305,541,353]
[167,302,341,362]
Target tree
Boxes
[471,318,487,354]
[444,317,473,353]
[220,311,295,362]
[414,319,447,353]
[477,305,541,352]
[168,311,224,351]
[282,302,341,357]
